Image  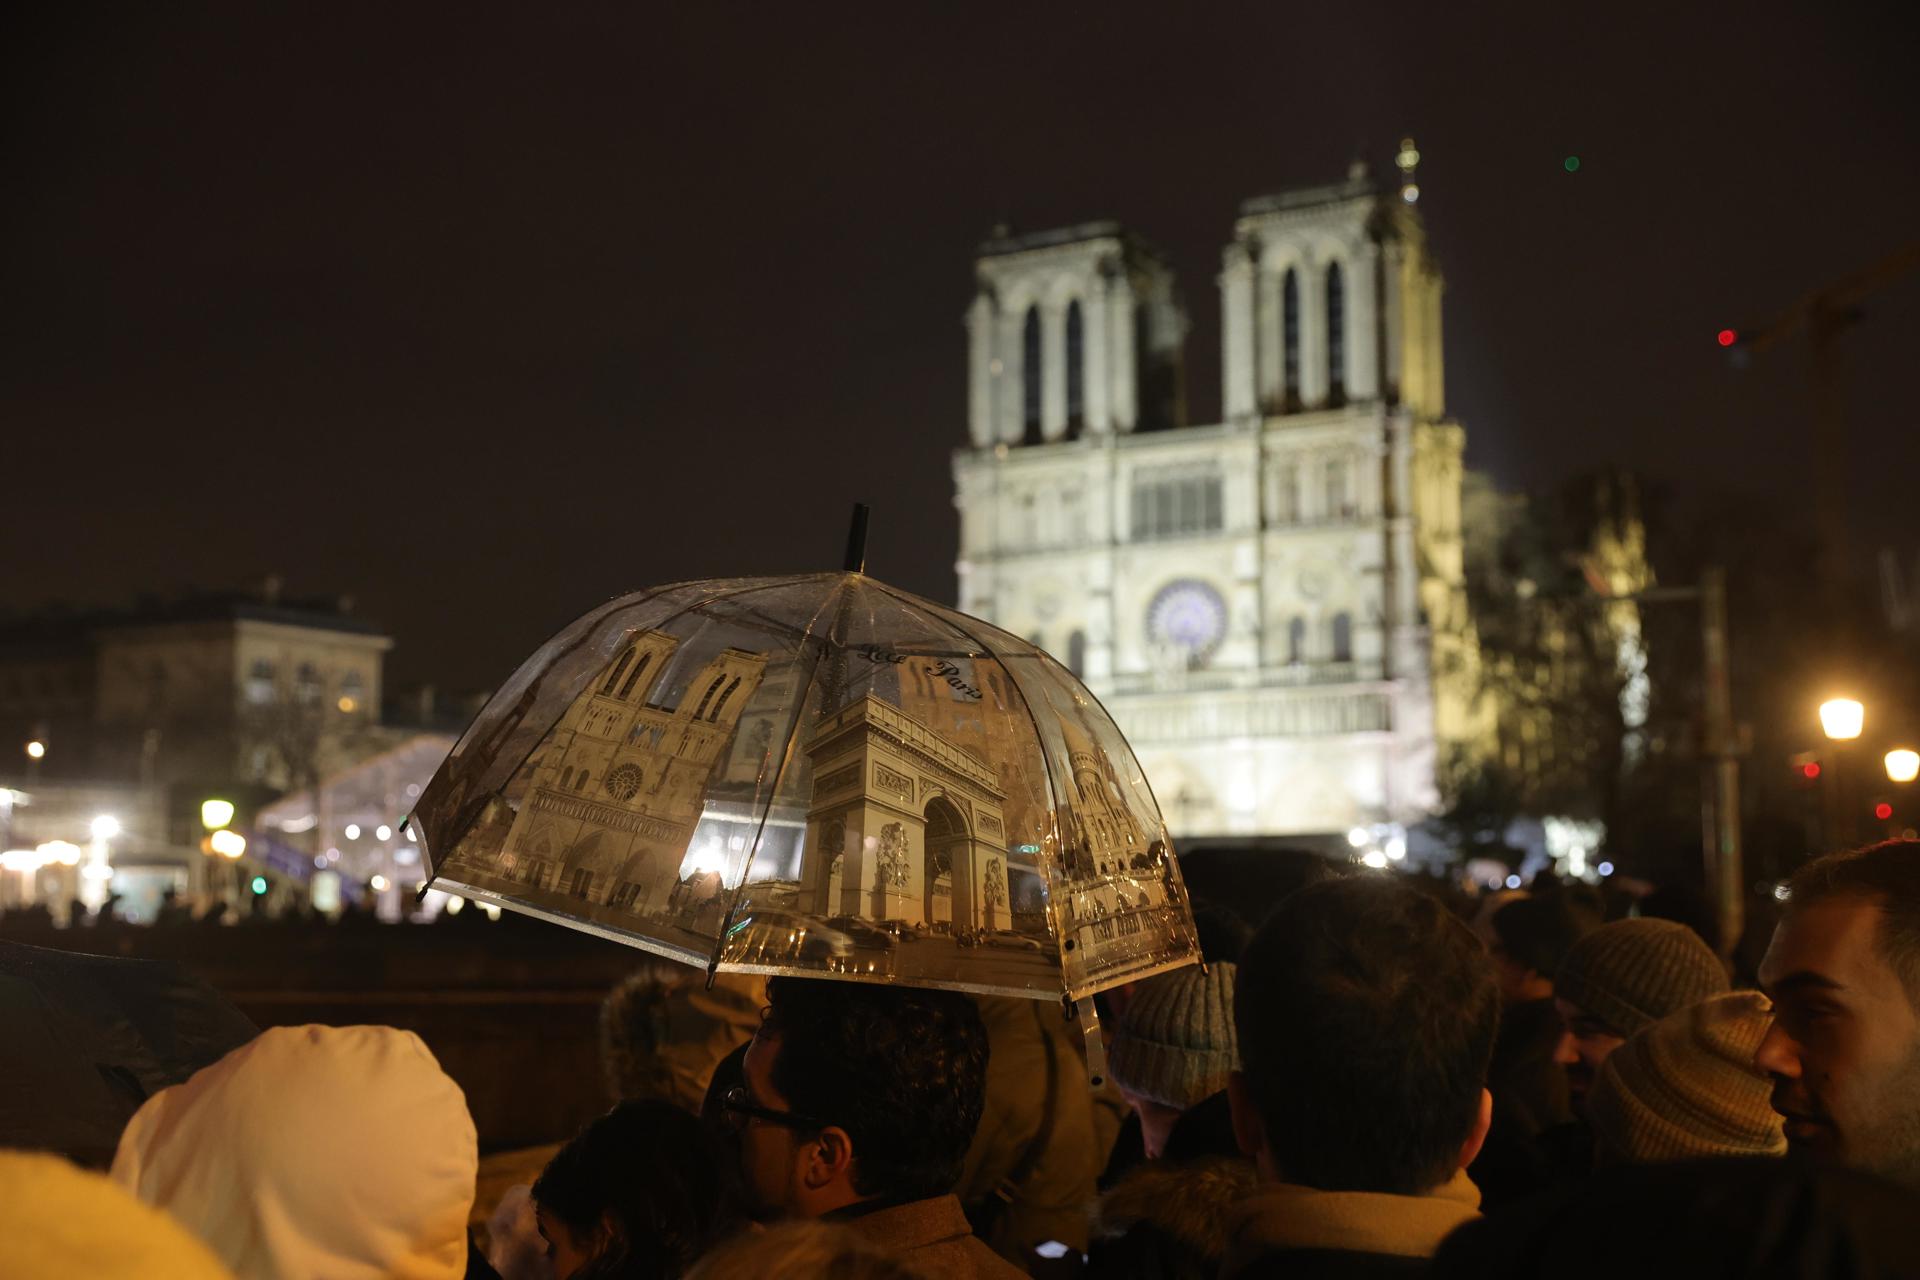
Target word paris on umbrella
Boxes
[410,506,1200,1044]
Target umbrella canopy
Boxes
[413,571,1199,1001]
[0,940,258,1166]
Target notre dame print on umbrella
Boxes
[411,557,1199,1002]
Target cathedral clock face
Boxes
[1145,579,1227,665]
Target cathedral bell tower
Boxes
[965,223,1187,448]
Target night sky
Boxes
[4,4,1915,693]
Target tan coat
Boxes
[841,1195,1029,1280]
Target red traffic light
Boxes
[1717,329,1738,347]
[1801,762,1821,779]
[1876,802,1895,821]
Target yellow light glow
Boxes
[369,874,391,893]
[90,815,120,841]
[337,696,358,713]
[201,799,236,830]
[25,741,45,760]
[1887,749,1920,784]
[42,840,82,867]
[1819,698,1865,741]
[209,829,247,859]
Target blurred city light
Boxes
[1717,329,1738,347]
[1597,861,1615,876]
[39,841,82,867]
[210,829,246,858]
[1887,749,1920,783]
[24,741,45,760]
[1504,874,1523,889]
[1820,698,1865,741]
[200,798,235,830]
[1563,155,1581,172]
[369,874,391,892]
[90,814,120,840]
[375,824,391,841]
[250,876,268,895]
[1876,802,1895,821]
[1361,850,1389,869]
[344,823,361,840]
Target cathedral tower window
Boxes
[617,652,652,700]
[1332,611,1354,663]
[710,676,742,722]
[1325,458,1349,519]
[1067,630,1087,678]
[1022,306,1043,444]
[1287,617,1307,665]
[692,674,726,721]
[1326,261,1347,405]
[1282,268,1301,410]
[1065,300,1085,436]
[600,650,632,696]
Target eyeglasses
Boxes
[720,1085,828,1135]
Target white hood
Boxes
[111,1024,478,1280]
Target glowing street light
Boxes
[24,741,45,761]
[375,825,391,841]
[209,829,247,859]
[369,874,391,893]
[90,815,121,841]
[201,798,236,831]
[1888,749,1920,784]
[344,824,361,840]
[1820,698,1865,741]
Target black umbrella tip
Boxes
[842,503,871,574]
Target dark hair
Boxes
[532,1099,733,1279]
[1234,876,1499,1194]
[760,977,988,1202]
[1490,894,1592,981]
[1786,839,1920,1001]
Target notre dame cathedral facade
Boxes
[952,151,1487,845]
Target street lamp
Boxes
[200,798,236,831]
[90,814,121,841]
[24,741,45,761]
[1820,698,1865,741]
[1888,750,1920,785]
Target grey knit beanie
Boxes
[1107,962,1237,1109]
[1555,918,1727,1037]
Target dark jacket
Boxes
[1087,1155,1256,1279]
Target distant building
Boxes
[0,586,394,810]
[953,155,1484,841]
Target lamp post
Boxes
[1820,698,1865,850]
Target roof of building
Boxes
[977,220,1172,267]
[0,590,388,653]
[1237,169,1387,219]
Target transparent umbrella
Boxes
[411,535,1199,1004]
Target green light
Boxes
[250,876,268,895]
[1563,156,1581,173]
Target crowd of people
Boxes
[9,838,1920,1278]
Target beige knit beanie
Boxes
[1587,990,1786,1163]
[1555,917,1727,1036]
[1108,962,1237,1109]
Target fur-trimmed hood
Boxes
[1094,1157,1259,1261]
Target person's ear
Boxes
[1226,1070,1265,1162]
[1457,1087,1494,1171]
[803,1125,857,1190]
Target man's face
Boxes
[1757,896,1920,1185]
[736,1029,811,1220]
[1553,996,1624,1107]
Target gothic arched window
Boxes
[692,675,725,721]
[1288,617,1307,665]
[1065,300,1085,436]
[600,650,632,696]
[1332,611,1354,663]
[1067,630,1087,678]
[617,652,651,700]
[1326,261,1347,405]
[710,676,742,722]
[1022,306,1043,444]
[1282,268,1301,409]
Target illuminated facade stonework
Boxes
[953,166,1485,839]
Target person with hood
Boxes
[0,1149,234,1280]
[1222,876,1499,1276]
[111,1023,480,1280]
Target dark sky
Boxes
[4,3,1915,692]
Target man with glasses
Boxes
[723,976,1022,1278]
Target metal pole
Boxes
[842,503,871,575]
[1700,566,1743,958]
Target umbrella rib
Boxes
[706,575,850,981]
[862,578,1082,989]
